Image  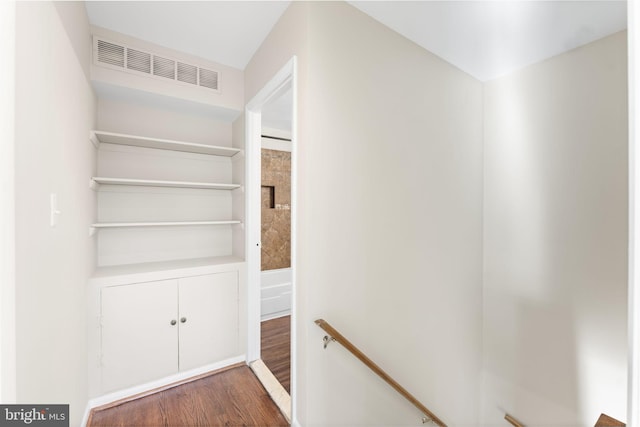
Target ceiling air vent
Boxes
[199,68,219,91]
[153,55,176,80]
[97,39,124,68]
[126,48,151,74]
[93,36,221,93]
[177,62,198,85]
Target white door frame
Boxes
[245,56,297,421]
[629,1,639,424]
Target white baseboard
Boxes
[261,309,291,322]
[81,402,92,427]
[85,355,245,416]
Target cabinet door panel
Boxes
[178,272,239,371]
[101,280,178,392]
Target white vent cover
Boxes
[153,55,175,80]
[199,68,219,90]
[126,48,151,74]
[93,36,220,92]
[97,40,124,68]
[177,62,197,85]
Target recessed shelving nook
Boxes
[89,129,244,266]
[88,124,247,397]
[87,28,248,402]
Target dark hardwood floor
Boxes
[88,365,289,427]
[261,315,291,393]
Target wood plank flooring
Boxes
[88,365,289,427]
[261,315,291,393]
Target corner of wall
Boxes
[480,31,628,425]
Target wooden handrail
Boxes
[314,319,447,427]
[505,413,524,427]
[594,413,625,426]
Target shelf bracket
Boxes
[89,131,99,149]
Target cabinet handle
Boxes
[180,317,187,323]
[170,319,177,326]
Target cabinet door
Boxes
[101,280,178,392]
[178,272,239,371]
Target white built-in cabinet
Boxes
[100,272,238,393]
[88,128,246,397]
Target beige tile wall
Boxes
[261,148,291,270]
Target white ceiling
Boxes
[85,1,627,82]
[349,1,627,82]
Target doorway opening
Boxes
[259,90,293,394]
[245,57,297,425]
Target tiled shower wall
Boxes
[261,148,291,270]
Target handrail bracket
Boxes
[323,335,336,349]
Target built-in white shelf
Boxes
[91,177,241,191]
[90,130,242,157]
[90,256,245,287]
[92,220,241,229]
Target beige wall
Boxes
[482,31,628,425]
[14,2,96,424]
[0,0,16,404]
[304,4,484,425]
[247,2,484,425]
